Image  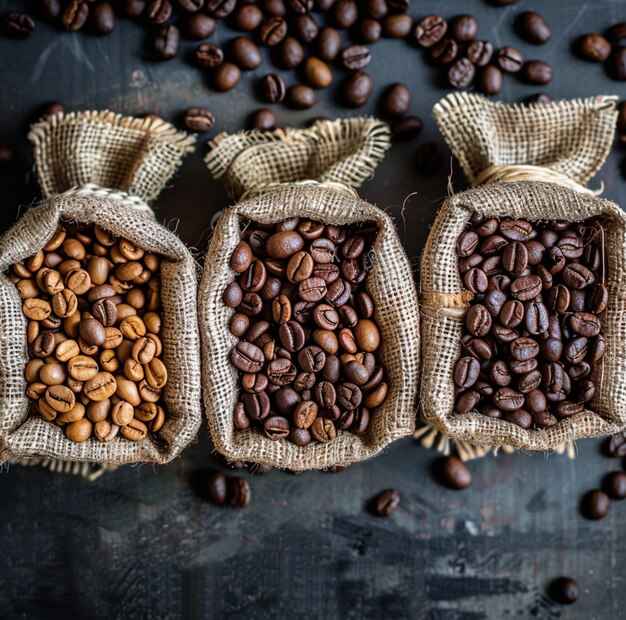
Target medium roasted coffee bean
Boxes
[467,40,493,66]
[381,83,410,119]
[3,11,36,37]
[549,577,579,606]
[450,15,478,42]
[448,58,475,89]
[510,275,542,301]
[231,341,264,372]
[341,45,371,70]
[516,11,551,45]
[430,38,458,65]
[153,24,180,59]
[562,263,595,289]
[465,304,491,337]
[311,416,336,442]
[196,43,224,68]
[497,46,524,73]
[414,15,447,47]
[184,107,215,132]
[343,71,372,108]
[287,84,316,108]
[455,390,480,414]
[581,489,610,520]
[303,58,333,89]
[374,489,400,516]
[493,387,524,411]
[521,61,553,85]
[263,415,290,439]
[234,4,263,31]
[437,456,472,490]
[213,63,241,91]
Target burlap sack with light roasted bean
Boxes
[0,111,202,465]
[200,118,420,470]
[420,92,625,451]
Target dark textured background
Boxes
[0,1,625,618]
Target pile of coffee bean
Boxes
[207,469,251,508]
[455,216,608,429]
[577,23,626,80]
[414,12,553,95]
[225,218,389,446]
[11,221,168,443]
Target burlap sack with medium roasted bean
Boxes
[0,111,202,465]
[420,92,625,451]
[200,118,420,470]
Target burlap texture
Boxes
[0,111,202,465]
[420,93,622,450]
[200,118,420,470]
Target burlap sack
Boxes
[0,111,203,465]
[200,118,420,470]
[420,92,624,451]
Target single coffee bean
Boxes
[355,19,381,44]
[448,58,475,89]
[455,390,480,414]
[454,356,480,388]
[603,471,626,500]
[229,36,262,71]
[205,0,236,18]
[228,477,251,508]
[374,489,400,516]
[450,15,478,42]
[315,27,341,61]
[382,14,413,39]
[287,85,316,109]
[437,456,472,490]
[234,4,263,31]
[3,11,35,37]
[250,109,277,131]
[196,43,224,68]
[549,577,579,605]
[516,11,551,45]
[290,14,318,44]
[185,13,215,39]
[579,34,611,63]
[581,489,610,520]
[477,66,503,96]
[343,71,373,108]
[260,16,288,46]
[214,63,241,91]
[153,24,180,60]
[331,0,358,29]
[521,60,553,85]
[183,107,215,132]
[497,46,524,73]
[304,57,333,89]
[341,45,372,70]
[467,40,493,66]
[413,15,447,48]
[207,470,228,504]
[381,83,410,119]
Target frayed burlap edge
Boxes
[199,182,419,471]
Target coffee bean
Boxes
[315,27,341,61]
[206,0,235,18]
[185,13,215,39]
[454,356,480,388]
[331,0,357,29]
[355,19,381,44]
[448,58,475,88]
[153,24,180,59]
[290,14,318,44]
[437,456,472,490]
[233,4,263,31]
[196,43,224,68]
[455,390,480,414]
[263,415,290,440]
[261,74,286,104]
[260,16,288,46]
[516,11,551,45]
[250,108,277,131]
[549,577,579,605]
[477,65,503,96]
[430,38,458,65]
[381,83,410,119]
[382,14,413,39]
[229,36,261,71]
[391,116,422,141]
[277,37,303,69]
[467,40,493,66]
[579,34,611,62]
[374,489,400,516]
[581,489,610,519]
[341,45,371,71]
[2,11,36,38]
[450,15,478,42]
[63,1,89,31]
[207,470,228,504]
[343,71,372,108]
[228,477,251,508]
[183,107,215,132]
[303,57,333,89]
[287,85,316,109]
[413,15,447,48]
[603,471,626,500]
[521,60,553,85]
[497,46,524,73]
[214,62,241,91]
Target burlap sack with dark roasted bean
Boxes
[420,92,626,451]
[0,111,202,464]
[200,118,420,470]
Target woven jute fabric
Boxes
[200,118,420,470]
[420,93,623,451]
[0,111,202,465]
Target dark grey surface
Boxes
[0,1,625,618]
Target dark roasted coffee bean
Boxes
[355,19,381,44]
[391,116,422,141]
[63,1,89,31]
[510,275,542,301]
[500,300,524,328]
[437,456,472,489]
[467,40,493,66]
[497,46,524,73]
[374,489,400,516]
[196,43,224,68]
[518,370,542,394]
[206,0,236,18]
[185,13,215,39]
[315,27,341,61]
[413,15,447,48]
[263,415,290,440]
[279,37,304,69]
[521,60,553,85]
[231,341,264,372]
[234,4,263,31]
[549,577,579,605]
[363,0,386,19]
[493,387,524,411]
[516,11,551,45]
[524,300,548,335]
[260,16,288,46]
[589,283,609,314]
[288,84,316,109]
[230,36,262,70]
[430,38,458,65]
[331,0,357,29]
[228,477,251,508]
[455,390,480,414]
[581,489,610,520]
[3,11,35,38]
[448,58,475,89]
[604,471,626,500]
[341,45,372,70]
[291,14,319,44]
[261,74,286,103]
[251,108,277,131]
[563,263,595,290]
[381,83,410,119]
[153,24,180,59]
[465,304,491,337]
[450,14,478,42]
[343,71,372,108]
[91,2,115,34]
[288,0,313,14]
[183,107,215,132]
[207,470,228,504]
[382,14,413,38]
[477,66,503,96]
[606,432,626,457]
[454,356,480,388]
[465,337,493,361]
[490,360,511,387]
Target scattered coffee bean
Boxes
[467,40,493,66]
[581,489,610,519]
[608,47,626,80]
[303,57,333,89]
[287,84,316,109]
[195,43,224,69]
[603,471,626,499]
[183,107,215,132]
[279,36,304,69]
[2,11,36,38]
[578,34,611,62]
[250,108,277,130]
[233,4,263,31]
[521,60,553,85]
[549,577,579,605]
[229,36,262,71]
[185,13,216,39]
[153,24,180,60]
[448,58,475,89]
[343,71,373,108]
[414,15,447,48]
[341,45,371,70]
[381,83,410,119]
[497,46,524,73]
[214,62,241,91]
[382,14,413,39]
[315,26,341,61]
[228,476,251,508]
[477,65,503,96]
[391,116,422,141]
[355,19,381,44]
[516,11,551,45]
[437,456,472,489]
[449,15,478,42]
[373,489,400,516]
